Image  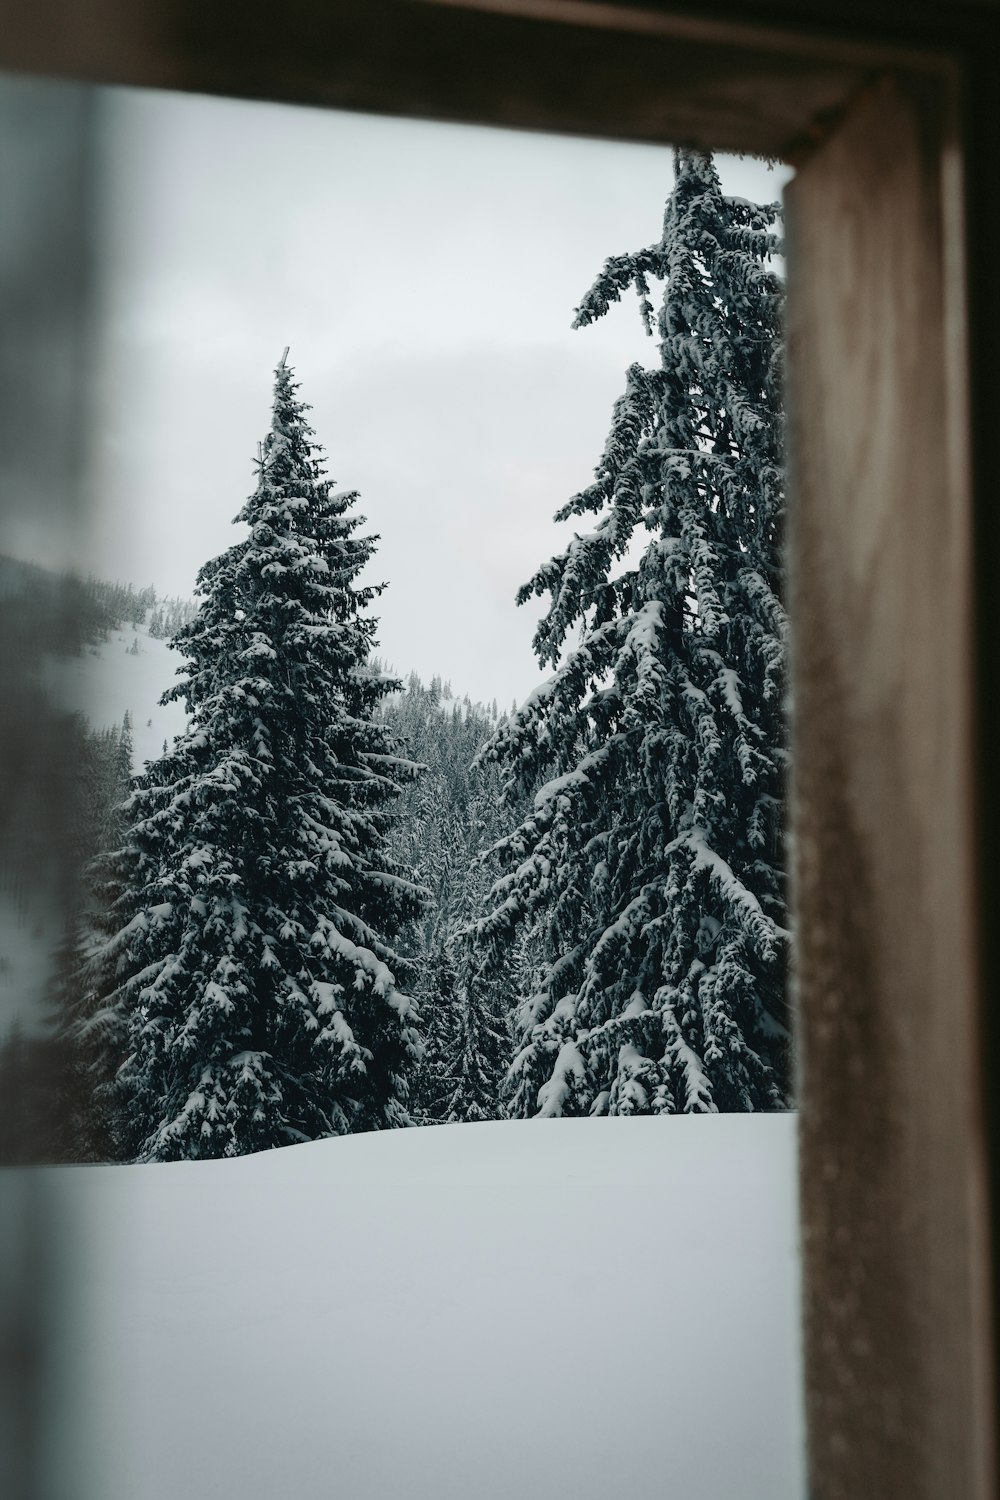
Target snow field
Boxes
[42,626,189,771]
[42,1115,804,1500]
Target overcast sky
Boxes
[81,89,791,708]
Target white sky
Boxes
[82,88,791,708]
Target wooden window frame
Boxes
[2,2,998,1495]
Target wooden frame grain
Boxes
[1,3,997,1496]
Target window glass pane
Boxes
[0,77,801,1500]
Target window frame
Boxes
[1,3,997,1494]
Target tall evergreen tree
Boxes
[476,150,789,1116]
[95,356,425,1161]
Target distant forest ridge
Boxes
[0,553,497,715]
[0,553,198,653]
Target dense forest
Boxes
[0,148,787,1163]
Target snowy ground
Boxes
[39,1115,804,1500]
[42,625,188,770]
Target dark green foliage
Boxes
[379,674,523,1124]
[95,358,426,1161]
[477,151,790,1117]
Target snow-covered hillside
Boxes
[42,1115,803,1500]
[43,624,189,769]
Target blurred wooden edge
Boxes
[1,3,998,1498]
[787,69,994,1499]
[0,0,939,158]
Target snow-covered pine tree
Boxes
[100,356,425,1161]
[476,150,789,1117]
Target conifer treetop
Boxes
[477,152,789,1118]
[102,355,426,1161]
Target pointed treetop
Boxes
[270,348,296,415]
[98,357,424,1160]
